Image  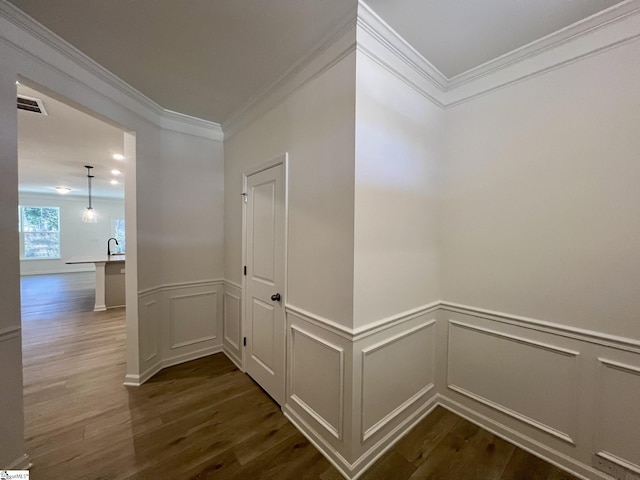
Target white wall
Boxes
[353,51,442,328]
[159,131,224,285]
[0,60,27,471]
[441,38,640,341]
[224,50,357,328]
[18,192,125,275]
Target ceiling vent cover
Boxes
[17,95,48,115]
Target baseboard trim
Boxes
[284,393,439,480]
[123,345,223,386]
[283,404,353,479]
[7,453,32,470]
[350,394,440,479]
[223,344,243,371]
[437,395,606,480]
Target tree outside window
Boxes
[20,206,61,259]
[114,219,126,254]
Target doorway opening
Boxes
[16,79,137,466]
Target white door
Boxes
[244,161,286,405]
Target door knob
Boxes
[271,293,281,302]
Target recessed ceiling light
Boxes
[111,169,121,175]
[15,80,20,85]
[110,179,119,185]
[54,186,71,194]
[113,154,125,160]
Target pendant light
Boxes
[82,165,97,223]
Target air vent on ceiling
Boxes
[17,95,48,115]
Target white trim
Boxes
[447,0,640,87]
[224,279,242,291]
[356,1,447,90]
[447,384,576,445]
[7,453,32,470]
[161,109,223,142]
[285,301,440,341]
[441,301,640,353]
[350,396,439,478]
[361,320,436,441]
[0,1,222,141]
[448,320,580,357]
[290,325,345,440]
[283,405,354,479]
[362,384,434,443]
[353,303,440,339]
[286,304,354,339]
[288,300,640,355]
[142,299,158,362]
[356,0,640,109]
[0,326,21,343]
[169,290,218,349]
[595,451,640,476]
[123,345,223,386]
[598,357,640,375]
[438,395,599,480]
[593,358,640,476]
[138,278,224,296]
[223,291,242,350]
[222,12,357,139]
[223,345,243,371]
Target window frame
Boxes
[19,205,61,260]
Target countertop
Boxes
[66,254,126,264]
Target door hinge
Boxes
[241,192,248,204]
[243,337,247,347]
[243,265,247,276]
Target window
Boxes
[19,206,60,259]
[114,219,126,253]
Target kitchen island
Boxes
[66,254,125,311]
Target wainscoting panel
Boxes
[223,281,243,369]
[141,299,159,362]
[595,357,640,475]
[132,280,225,386]
[284,306,353,475]
[291,326,344,440]
[361,320,435,442]
[447,319,580,444]
[170,291,218,349]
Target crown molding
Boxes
[448,0,640,88]
[0,0,221,141]
[222,5,358,140]
[161,109,223,142]
[356,2,447,91]
[0,0,163,118]
[357,0,640,109]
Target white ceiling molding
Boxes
[0,0,222,141]
[161,110,223,143]
[222,7,358,140]
[447,0,640,88]
[357,0,640,109]
[356,2,448,91]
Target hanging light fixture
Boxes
[82,165,97,223]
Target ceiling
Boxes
[9,0,623,123]
[18,84,126,199]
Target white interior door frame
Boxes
[241,153,289,373]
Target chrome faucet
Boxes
[107,237,119,256]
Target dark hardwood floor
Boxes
[20,273,577,480]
